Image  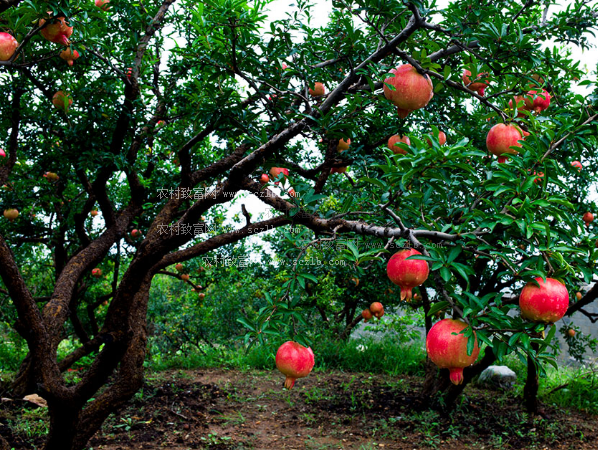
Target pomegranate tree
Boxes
[486,123,524,162]
[519,277,569,323]
[39,15,73,46]
[59,47,80,66]
[462,69,489,95]
[275,341,315,389]
[386,248,429,301]
[387,135,410,155]
[3,209,19,222]
[383,64,434,118]
[308,82,325,97]
[426,318,480,385]
[0,32,19,61]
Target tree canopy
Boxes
[1,0,598,448]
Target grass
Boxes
[144,337,426,377]
[2,332,598,418]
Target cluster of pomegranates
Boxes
[361,302,384,322]
[425,276,571,385]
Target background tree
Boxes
[1,0,598,448]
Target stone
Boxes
[477,365,517,389]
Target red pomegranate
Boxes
[337,138,351,152]
[288,188,297,197]
[131,229,141,238]
[39,15,73,46]
[269,167,289,181]
[426,130,446,146]
[383,64,434,118]
[308,82,325,97]
[0,32,19,61]
[519,277,569,323]
[43,171,59,182]
[568,329,576,337]
[583,212,594,226]
[571,161,582,172]
[3,209,19,222]
[0,148,6,158]
[330,166,347,174]
[91,268,102,278]
[527,90,551,113]
[362,309,373,322]
[181,274,190,282]
[426,318,480,385]
[59,47,79,66]
[508,95,532,117]
[486,123,524,160]
[175,263,184,272]
[387,248,429,301]
[462,69,489,95]
[387,135,410,155]
[52,91,73,113]
[275,341,315,389]
[259,174,269,185]
[95,0,110,10]
[370,302,384,318]
[90,210,98,217]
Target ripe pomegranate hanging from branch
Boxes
[387,248,429,301]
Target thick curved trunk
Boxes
[421,350,496,408]
[42,277,151,450]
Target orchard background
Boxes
[1,0,598,448]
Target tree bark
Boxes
[524,350,539,414]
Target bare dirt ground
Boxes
[1,369,597,449]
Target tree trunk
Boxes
[10,354,36,398]
[44,405,81,450]
[524,351,539,414]
[421,349,496,408]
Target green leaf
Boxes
[427,301,449,316]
